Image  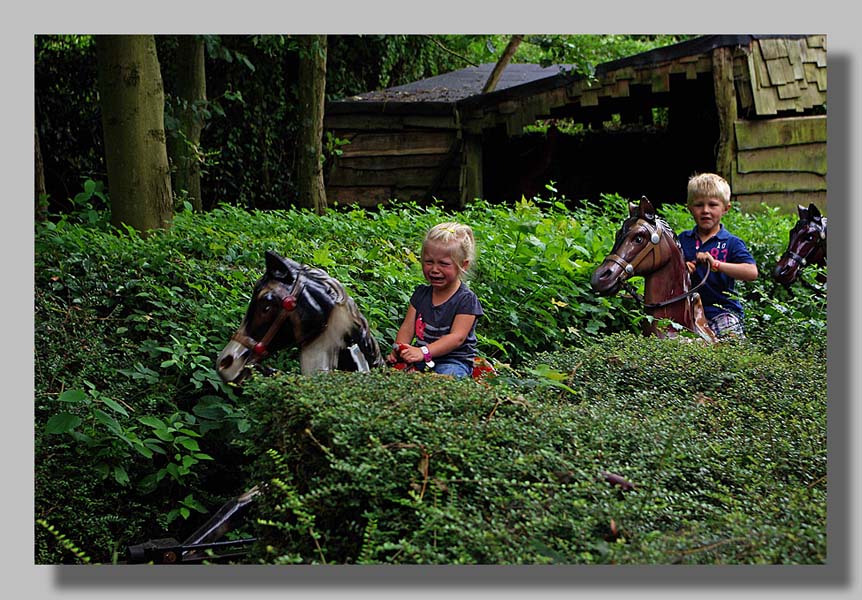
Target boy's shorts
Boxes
[708,311,745,340]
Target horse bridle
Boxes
[607,217,665,280]
[781,219,827,268]
[611,218,709,309]
[230,274,303,362]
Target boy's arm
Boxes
[695,252,758,281]
[715,260,758,281]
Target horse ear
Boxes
[639,196,656,222]
[808,203,822,220]
[628,201,639,218]
[797,204,809,219]
[265,250,297,283]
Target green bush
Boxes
[238,333,825,564]
[34,194,826,563]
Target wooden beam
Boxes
[735,191,827,214]
[427,138,463,199]
[712,47,737,185]
[737,143,827,175]
[460,133,483,206]
[732,171,826,194]
[734,116,826,150]
[339,131,455,157]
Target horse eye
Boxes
[634,234,645,244]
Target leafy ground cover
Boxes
[34,193,826,564]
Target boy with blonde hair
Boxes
[679,173,758,338]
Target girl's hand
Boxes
[398,345,424,364]
[686,260,697,273]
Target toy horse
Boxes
[773,203,827,286]
[217,250,384,383]
[590,196,717,343]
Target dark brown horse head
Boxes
[590,196,670,296]
[773,203,827,285]
[216,251,383,383]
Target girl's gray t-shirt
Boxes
[409,283,484,365]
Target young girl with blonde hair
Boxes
[387,222,484,377]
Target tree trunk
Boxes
[35,127,48,221]
[482,35,524,94]
[296,35,328,215]
[96,35,173,233]
[168,35,207,212]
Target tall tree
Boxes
[296,35,328,214]
[35,127,48,221]
[167,35,207,212]
[96,35,173,233]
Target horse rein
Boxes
[623,266,710,309]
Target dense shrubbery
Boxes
[34,195,826,564]
[241,334,826,564]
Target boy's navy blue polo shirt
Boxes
[678,224,756,319]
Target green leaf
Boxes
[58,389,89,404]
[45,413,82,434]
[176,437,201,452]
[152,428,174,442]
[100,397,129,417]
[93,409,123,437]
[113,466,130,486]
[138,416,167,429]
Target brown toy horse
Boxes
[773,203,827,286]
[590,197,717,343]
[217,251,384,383]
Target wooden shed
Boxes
[324,34,827,213]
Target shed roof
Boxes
[327,34,823,117]
[344,63,572,104]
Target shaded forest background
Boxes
[35,34,691,217]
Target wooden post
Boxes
[712,47,738,188]
[460,133,483,207]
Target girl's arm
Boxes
[397,313,477,364]
[423,314,477,360]
[387,305,417,362]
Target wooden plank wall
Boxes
[731,115,826,213]
[326,129,461,207]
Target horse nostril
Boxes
[219,355,234,370]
